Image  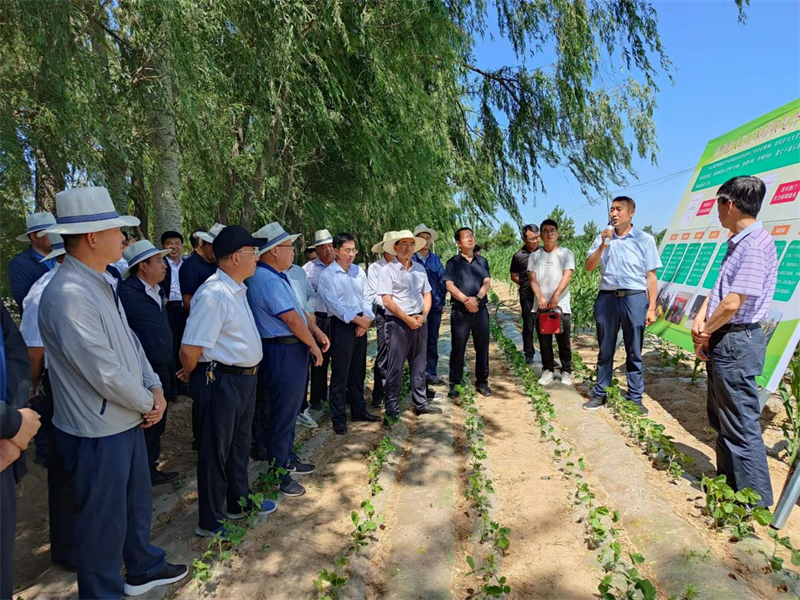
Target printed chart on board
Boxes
[650,98,800,391]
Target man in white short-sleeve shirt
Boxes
[528,219,575,387]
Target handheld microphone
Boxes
[602,222,613,246]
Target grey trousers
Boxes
[707,326,773,506]
[383,316,428,417]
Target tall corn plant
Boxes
[779,355,800,467]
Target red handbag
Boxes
[537,308,562,335]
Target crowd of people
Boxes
[0,174,777,600]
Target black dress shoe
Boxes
[352,412,381,423]
[447,387,460,399]
[427,376,445,386]
[370,398,383,409]
[333,423,348,435]
[426,387,436,399]
[476,384,492,397]
[151,470,180,485]
[414,404,443,415]
[383,414,399,429]
[250,446,269,461]
[310,401,324,411]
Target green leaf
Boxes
[630,552,645,565]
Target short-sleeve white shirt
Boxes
[376,259,432,317]
[528,247,575,313]
[182,269,263,367]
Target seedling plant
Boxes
[700,474,773,540]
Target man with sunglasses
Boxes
[317,233,381,435]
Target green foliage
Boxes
[491,222,519,249]
[544,206,576,241]
[778,356,800,467]
[582,220,601,241]
[766,528,800,573]
[700,474,773,540]
[641,225,666,246]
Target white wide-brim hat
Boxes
[253,222,302,255]
[195,222,226,244]
[40,187,139,236]
[121,240,170,279]
[40,233,66,262]
[17,212,56,242]
[413,223,439,243]
[311,229,334,247]
[383,230,426,255]
[371,231,398,254]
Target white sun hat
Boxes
[17,212,56,242]
[194,222,226,244]
[311,229,334,247]
[371,231,398,254]
[39,187,139,236]
[121,240,171,279]
[39,233,66,262]
[383,230,426,255]
[413,223,439,243]
[253,222,302,255]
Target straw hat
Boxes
[253,222,302,255]
[41,187,139,236]
[310,229,333,247]
[121,240,171,278]
[39,234,66,262]
[413,223,439,243]
[17,212,56,242]
[371,231,398,254]
[195,223,226,244]
[383,230,426,255]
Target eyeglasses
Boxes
[236,250,258,257]
[275,244,295,251]
[339,248,358,255]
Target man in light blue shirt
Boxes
[317,233,381,435]
[583,196,661,414]
[248,224,329,498]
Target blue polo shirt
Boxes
[587,226,662,291]
[247,263,307,338]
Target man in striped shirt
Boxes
[692,175,777,506]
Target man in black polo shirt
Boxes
[445,227,492,398]
[509,224,541,364]
[180,224,223,312]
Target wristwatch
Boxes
[422,315,428,324]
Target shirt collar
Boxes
[257,261,289,281]
[137,276,161,296]
[63,254,113,287]
[168,255,183,267]
[612,226,637,240]
[729,221,762,245]
[216,268,247,295]
[32,248,47,261]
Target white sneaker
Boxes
[538,370,555,386]
[560,372,573,386]
[296,408,319,429]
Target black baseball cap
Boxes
[161,230,184,245]
[212,226,268,260]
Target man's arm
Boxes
[182,294,192,312]
[528,271,546,308]
[478,277,491,301]
[422,291,432,317]
[510,272,520,286]
[585,232,610,272]
[645,271,658,326]
[548,269,575,309]
[703,293,747,336]
[27,347,45,392]
[177,345,204,382]
[382,295,421,329]
[280,310,325,366]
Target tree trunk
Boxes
[33,148,63,213]
[130,166,150,239]
[241,99,284,231]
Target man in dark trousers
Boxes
[379,230,440,421]
[1,306,42,600]
[180,223,223,312]
[119,240,180,485]
[39,186,187,598]
[179,226,277,537]
[510,224,541,364]
[412,224,447,388]
[445,227,492,398]
[366,232,396,409]
[9,212,56,313]
[317,233,381,435]
[159,230,188,395]
[248,222,329,497]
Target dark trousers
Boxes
[263,342,309,480]
[372,308,387,405]
[166,301,187,396]
[309,316,331,408]
[449,307,490,388]
[707,327,773,506]
[146,364,173,473]
[520,292,537,360]
[43,373,76,570]
[55,427,167,600]
[190,368,257,530]
[592,292,648,402]
[384,317,428,416]
[537,313,573,373]
[425,308,443,381]
[252,364,270,455]
[30,393,52,468]
[329,318,368,427]
[0,469,15,600]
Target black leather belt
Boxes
[262,335,301,345]
[374,305,385,317]
[167,300,183,305]
[314,312,329,319]
[600,289,646,297]
[715,323,760,334]
[386,313,421,323]
[217,364,259,376]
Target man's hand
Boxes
[0,440,22,472]
[310,344,324,367]
[176,367,190,383]
[645,308,657,327]
[353,315,372,329]
[355,325,368,337]
[601,228,613,244]
[691,318,708,346]
[412,315,425,328]
[464,297,479,313]
[142,390,167,429]
[536,295,547,311]
[548,293,560,310]
[694,343,710,362]
[406,316,422,330]
[10,408,41,450]
[313,329,330,353]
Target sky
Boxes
[474,0,800,232]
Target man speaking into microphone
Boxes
[582,197,662,415]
